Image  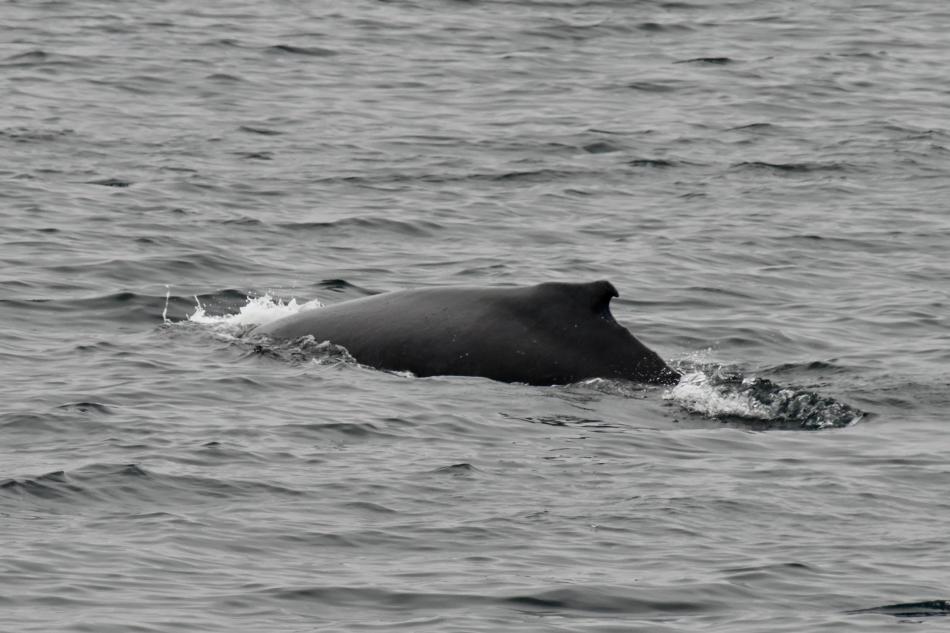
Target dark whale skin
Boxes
[250,280,680,386]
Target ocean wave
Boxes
[262,583,719,615]
[848,599,950,618]
[1,463,305,505]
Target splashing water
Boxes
[162,285,170,324]
[666,371,773,419]
[664,367,865,430]
[177,293,359,367]
[167,292,324,342]
[189,294,321,326]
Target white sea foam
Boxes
[664,368,863,429]
[664,371,772,420]
[189,294,322,326]
[179,294,324,342]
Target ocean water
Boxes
[2,0,949,631]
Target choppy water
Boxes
[2,0,949,631]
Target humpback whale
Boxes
[250,280,680,386]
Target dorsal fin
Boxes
[535,280,619,319]
[585,280,618,319]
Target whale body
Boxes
[250,280,680,386]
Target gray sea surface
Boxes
[2,0,949,631]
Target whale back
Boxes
[251,280,679,386]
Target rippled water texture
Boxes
[2,0,949,631]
